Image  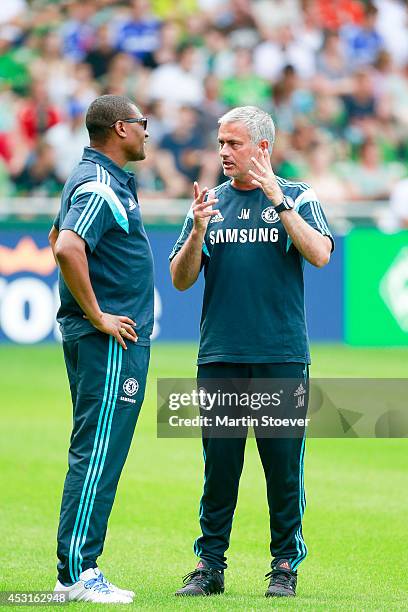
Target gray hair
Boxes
[218,106,275,153]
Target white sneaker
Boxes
[54,567,132,604]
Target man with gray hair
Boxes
[170,106,334,598]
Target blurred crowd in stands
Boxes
[0,0,408,216]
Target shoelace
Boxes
[84,574,113,594]
[98,572,114,590]
[182,568,213,587]
[265,569,295,588]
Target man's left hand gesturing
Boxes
[248,148,284,207]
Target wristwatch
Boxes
[274,195,294,214]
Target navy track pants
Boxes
[56,332,149,585]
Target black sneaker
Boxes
[175,560,224,596]
[265,559,297,597]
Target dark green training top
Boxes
[170,178,334,364]
[54,147,154,344]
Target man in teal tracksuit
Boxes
[170,106,334,598]
[49,95,153,604]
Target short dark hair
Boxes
[85,95,136,142]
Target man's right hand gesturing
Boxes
[192,182,219,236]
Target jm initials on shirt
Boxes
[238,208,250,219]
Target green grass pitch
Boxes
[1,343,408,611]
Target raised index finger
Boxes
[193,181,200,200]
[197,186,208,204]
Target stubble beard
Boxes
[130,146,146,162]
[224,163,250,184]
